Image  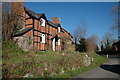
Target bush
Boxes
[2,40,27,60]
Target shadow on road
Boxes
[100,64,120,75]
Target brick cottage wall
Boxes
[12,2,72,51]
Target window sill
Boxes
[40,42,45,43]
[40,25,45,27]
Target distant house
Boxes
[112,40,120,53]
[12,2,73,51]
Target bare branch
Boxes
[72,20,87,43]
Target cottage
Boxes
[12,2,73,51]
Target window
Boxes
[40,33,45,43]
[40,36,42,42]
[58,27,61,32]
[40,20,43,26]
[40,18,45,27]
[58,39,60,45]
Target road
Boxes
[74,55,120,79]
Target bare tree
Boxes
[102,32,114,48]
[86,34,98,58]
[2,2,12,41]
[73,20,87,44]
[111,5,119,40]
[2,2,24,41]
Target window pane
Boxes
[42,34,45,43]
[40,33,45,43]
[40,37,42,42]
[40,18,45,27]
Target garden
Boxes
[2,41,108,78]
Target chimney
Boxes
[11,2,25,29]
[11,2,25,16]
[52,17,61,24]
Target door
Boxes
[52,38,55,51]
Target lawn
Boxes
[2,41,108,78]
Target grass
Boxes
[46,53,108,78]
[32,53,108,78]
[2,40,108,78]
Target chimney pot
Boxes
[52,17,60,24]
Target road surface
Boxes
[74,55,120,79]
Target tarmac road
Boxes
[74,55,120,79]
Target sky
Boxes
[24,2,118,40]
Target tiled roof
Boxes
[47,20,60,28]
[24,7,44,19]
[24,7,73,38]
[14,27,33,37]
[37,13,44,18]
[24,7,60,28]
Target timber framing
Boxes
[14,6,73,51]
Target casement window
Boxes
[40,18,46,27]
[58,27,61,33]
[58,39,60,45]
[40,36,42,42]
[40,33,45,43]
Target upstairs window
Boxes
[40,33,45,43]
[40,18,45,27]
[58,27,61,33]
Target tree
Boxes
[2,2,25,41]
[72,20,87,52]
[2,2,12,41]
[100,43,104,51]
[102,32,114,50]
[73,20,87,44]
[111,5,119,40]
[86,34,98,58]
[79,37,87,52]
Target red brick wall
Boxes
[23,8,72,51]
[25,16,72,51]
[11,2,24,16]
[25,13,33,36]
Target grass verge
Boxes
[2,41,108,78]
[47,53,108,78]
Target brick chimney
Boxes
[11,2,25,29]
[11,2,25,16]
[52,17,61,24]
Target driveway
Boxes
[74,55,120,78]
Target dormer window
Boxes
[40,18,45,27]
[58,27,61,33]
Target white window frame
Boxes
[40,33,45,43]
[40,18,46,27]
